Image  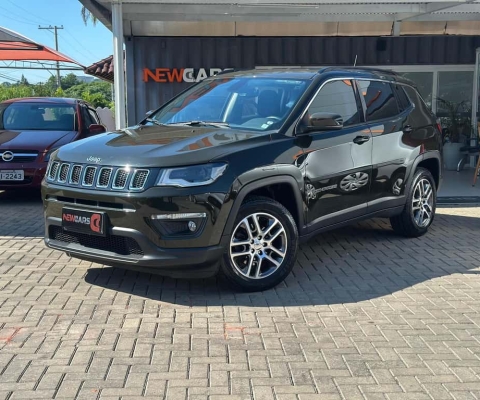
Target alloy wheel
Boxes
[229,212,287,279]
[412,178,434,228]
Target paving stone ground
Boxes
[1,190,480,400]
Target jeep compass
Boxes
[42,68,442,291]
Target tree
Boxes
[61,74,79,90]
[64,80,112,102]
[80,91,111,108]
[54,88,65,98]
[0,76,114,110]
[19,75,29,86]
[45,74,79,91]
[81,6,97,26]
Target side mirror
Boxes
[145,110,154,117]
[303,112,343,133]
[88,124,106,135]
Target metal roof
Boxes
[81,0,480,36]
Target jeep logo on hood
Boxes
[86,156,101,164]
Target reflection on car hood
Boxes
[55,124,271,167]
[0,130,76,151]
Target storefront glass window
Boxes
[398,72,433,109]
[437,71,473,116]
[437,71,473,141]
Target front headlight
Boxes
[156,163,227,187]
[43,147,60,162]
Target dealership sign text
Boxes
[143,68,224,83]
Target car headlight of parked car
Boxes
[156,163,227,187]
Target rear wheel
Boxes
[390,168,436,237]
[220,196,298,292]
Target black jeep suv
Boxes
[42,67,442,291]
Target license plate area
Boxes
[62,208,106,236]
[0,170,24,181]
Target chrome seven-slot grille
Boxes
[47,161,150,191]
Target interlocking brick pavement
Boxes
[1,190,480,400]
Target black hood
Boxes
[55,124,271,167]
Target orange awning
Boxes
[0,26,83,67]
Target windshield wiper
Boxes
[167,121,230,128]
[144,118,166,127]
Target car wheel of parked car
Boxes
[390,167,436,238]
[220,196,298,292]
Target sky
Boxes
[0,0,112,84]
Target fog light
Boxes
[149,213,206,237]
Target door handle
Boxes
[353,135,370,145]
[403,125,413,133]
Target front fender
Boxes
[222,166,306,239]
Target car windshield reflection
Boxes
[148,77,308,132]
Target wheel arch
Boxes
[412,151,442,189]
[222,175,306,239]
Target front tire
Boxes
[390,167,436,237]
[220,196,298,292]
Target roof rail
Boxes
[214,68,236,76]
[317,66,399,76]
[351,67,399,76]
[317,66,332,74]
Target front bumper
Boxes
[45,218,224,277]
[42,182,232,277]
[0,162,47,189]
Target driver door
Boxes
[298,79,373,229]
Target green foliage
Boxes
[81,6,97,26]
[64,81,111,101]
[0,75,114,110]
[80,91,112,108]
[19,75,29,86]
[62,74,79,90]
[54,87,65,97]
[45,73,79,91]
[0,85,32,101]
[64,80,112,108]
[0,83,53,102]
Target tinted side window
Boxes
[358,80,399,122]
[307,80,360,127]
[403,85,433,126]
[393,84,411,112]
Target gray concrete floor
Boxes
[438,168,480,198]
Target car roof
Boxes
[212,67,414,86]
[1,97,80,105]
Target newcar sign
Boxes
[143,68,227,83]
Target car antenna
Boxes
[353,54,358,67]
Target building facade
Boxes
[126,35,480,128]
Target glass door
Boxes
[471,48,480,167]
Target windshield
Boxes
[0,103,77,131]
[148,77,309,131]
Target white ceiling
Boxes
[80,0,480,36]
